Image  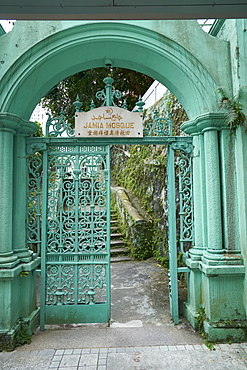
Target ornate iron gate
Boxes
[27,78,193,328]
[27,141,110,328]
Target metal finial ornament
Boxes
[135,95,145,112]
[90,100,96,110]
[72,95,83,112]
[95,77,122,106]
[122,99,128,110]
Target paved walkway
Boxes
[1,342,247,369]
[1,260,247,369]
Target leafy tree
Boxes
[42,67,153,123]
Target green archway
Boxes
[0,21,226,120]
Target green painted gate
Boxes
[26,78,193,328]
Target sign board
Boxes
[75,106,143,138]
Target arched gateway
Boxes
[0,20,246,349]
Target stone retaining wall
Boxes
[111,187,153,259]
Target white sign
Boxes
[75,106,143,138]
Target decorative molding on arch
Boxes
[0,21,230,120]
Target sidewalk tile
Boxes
[108,348,117,353]
[168,346,177,351]
[64,349,73,355]
[79,354,98,367]
[116,347,126,353]
[240,343,247,348]
[53,355,62,361]
[73,349,81,354]
[49,363,59,369]
[185,344,195,350]
[91,348,100,354]
[98,357,107,365]
[176,345,186,350]
[231,343,242,349]
[99,348,108,353]
[55,350,64,355]
[159,346,169,351]
[60,354,80,367]
[193,345,203,350]
[82,348,91,354]
[151,346,160,351]
[99,352,108,358]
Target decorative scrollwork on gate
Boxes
[174,144,194,254]
[45,145,109,306]
[27,152,42,257]
[143,110,172,137]
[45,111,75,137]
[78,264,107,304]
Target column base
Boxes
[203,320,247,343]
[0,252,19,268]
[201,248,243,265]
[188,245,204,261]
[0,308,40,351]
[14,248,34,263]
[183,302,200,331]
[0,257,40,350]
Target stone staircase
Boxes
[110,210,133,263]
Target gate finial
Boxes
[95,77,122,107]
[73,95,83,112]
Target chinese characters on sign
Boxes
[75,107,143,138]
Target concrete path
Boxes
[1,260,247,369]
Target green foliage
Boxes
[16,327,32,346]
[42,67,153,124]
[153,248,169,269]
[20,271,29,277]
[130,222,154,260]
[143,91,188,136]
[218,88,247,133]
[31,121,43,137]
[111,144,168,253]
[196,307,215,350]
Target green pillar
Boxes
[13,121,38,262]
[188,134,205,259]
[0,113,40,351]
[0,115,20,267]
[220,129,242,261]
[202,128,224,263]
[182,113,246,342]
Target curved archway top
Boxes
[0,20,232,120]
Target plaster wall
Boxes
[216,19,247,314]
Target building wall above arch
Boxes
[0,20,231,120]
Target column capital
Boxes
[181,112,229,135]
[0,113,39,136]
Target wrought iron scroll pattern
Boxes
[45,111,74,137]
[143,111,172,137]
[27,152,42,258]
[45,145,108,306]
[174,144,194,255]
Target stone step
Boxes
[110,239,126,248]
[110,232,124,240]
[110,226,120,232]
[110,256,134,263]
[110,247,129,256]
